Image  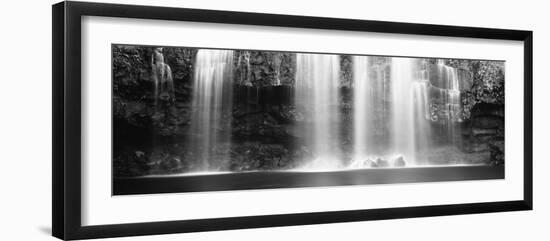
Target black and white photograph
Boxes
[112,44,505,195]
[0,0,541,240]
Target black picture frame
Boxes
[52,1,533,240]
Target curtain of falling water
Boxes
[189,50,234,171]
[437,60,461,144]
[352,56,380,160]
[412,61,432,156]
[351,57,430,167]
[151,48,175,106]
[295,54,341,170]
[390,57,418,165]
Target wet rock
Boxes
[135,151,145,158]
[232,111,294,143]
[457,68,474,91]
[349,158,378,168]
[146,151,189,174]
[464,142,489,153]
[228,142,294,171]
[471,103,504,118]
[462,102,504,158]
[339,55,353,87]
[418,146,490,165]
[376,158,389,167]
[489,140,504,166]
[471,128,498,136]
[234,51,296,87]
[392,156,406,167]
[113,150,150,177]
[471,116,503,129]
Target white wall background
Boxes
[0,0,546,240]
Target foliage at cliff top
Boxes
[460,60,505,119]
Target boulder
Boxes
[392,156,406,167]
[376,158,389,167]
[348,158,378,168]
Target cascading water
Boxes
[237,51,252,86]
[352,56,388,161]
[151,47,175,105]
[437,60,461,143]
[112,43,503,185]
[187,51,463,172]
[412,61,431,154]
[350,57,431,168]
[352,56,372,161]
[295,53,341,170]
[273,53,282,86]
[390,58,417,164]
[188,49,234,171]
[388,57,431,165]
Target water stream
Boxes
[295,53,342,170]
[437,59,461,144]
[350,57,431,167]
[188,49,235,170]
[151,47,175,105]
[188,52,464,171]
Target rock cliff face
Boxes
[234,51,296,86]
[463,103,505,166]
[112,45,505,177]
[113,45,196,136]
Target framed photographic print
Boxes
[52,1,533,240]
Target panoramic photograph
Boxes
[112,44,505,195]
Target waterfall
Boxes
[412,59,432,154]
[151,48,175,105]
[412,79,431,153]
[185,51,462,172]
[352,56,387,160]
[273,53,282,86]
[237,51,252,86]
[437,60,461,144]
[295,53,341,170]
[390,58,416,164]
[388,57,431,165]
[353,56,371,160]
[189,49,234,171]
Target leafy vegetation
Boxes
[461,61,505,119]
